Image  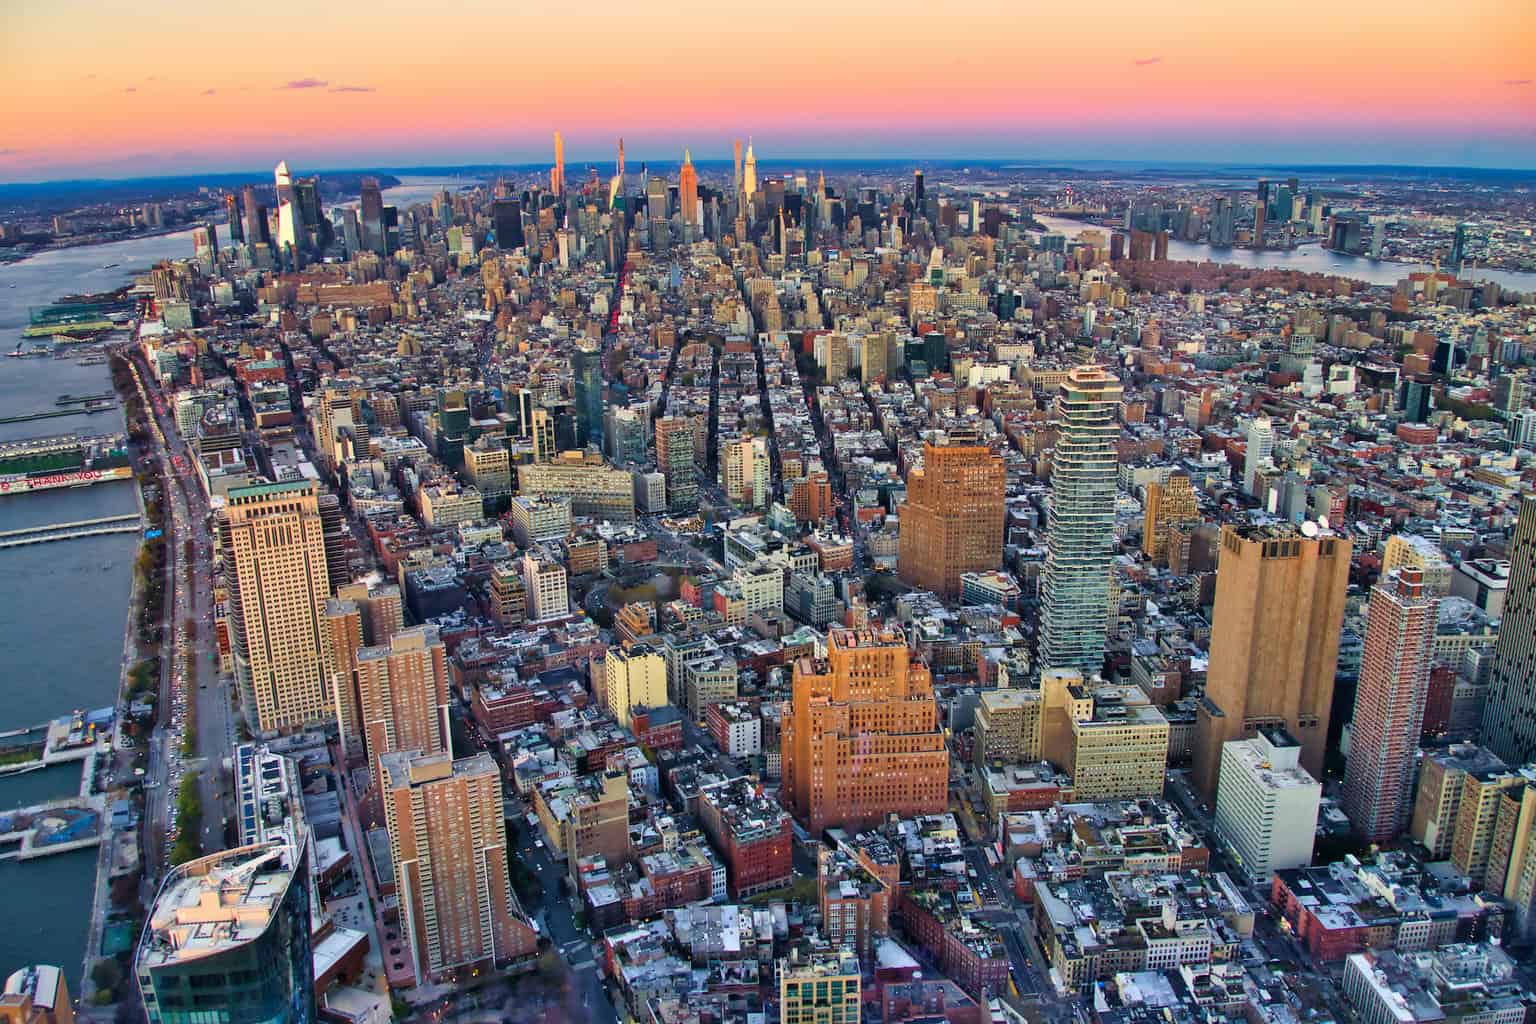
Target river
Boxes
[1031,214,1536,293]
[0,173,470,989]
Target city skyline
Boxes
[3,0,1534,182]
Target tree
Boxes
[90,958,123,994]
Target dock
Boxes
[0,513,141,548]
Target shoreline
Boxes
[0,224,204,269]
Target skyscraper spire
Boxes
[551,131,565,195]
[743,137,758,201]
[679,147,699,227]
[617,137,625,179]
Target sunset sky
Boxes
[1,0,1532,182]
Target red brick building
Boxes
[699,778,792,898]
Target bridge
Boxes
[0,513,142,548]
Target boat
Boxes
[101,263,119,270]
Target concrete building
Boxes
[604,643,669,731]
[517,450,635,522]
[1142,472,1199,566]
[897,433,1006,599]
[1483,495,1536,764]
[1382,534,1453,596]
[1,968,72,1024]
[1343,946,1525,1024]
[1213,726,1321,879]
[1344,568,1439,842]
[1411,744,1508,861]
[136,842,316,1024]
[1041,669,1170,801]
[520,547,569,621]
[417,483,483,527]
[784,626,948,832]
[462,441,511,507]
[1039,367,1124,673]
[1193,522,1351,797]
[720,436,769,510]
[1451,558,1510,619]
[508,494,571,547]
[220,481,336,733]
[1242,415,1275,496]
[380,751,535,985]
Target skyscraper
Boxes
[742,138,758,201]
[273,160,303,257]
[783,625,948,832]
[220,481,336,733]
[720,436,769,509]
[137,842,315,1024]
[914,168,925,206]
[1342,568,1439,842]
[604,642,668,730]
[733,138,743,196]
[655,416,697,512]
[359,176,384,254]
[241,185,267,247]
[551,130,565,196]
[357,625,451,789]
[1142,472,1199,566]
[1243,415,1275,496]
[223,194,242,244]
[896,433,1005,599]
[1192,523,1351,797]
[491,197,523,250]
[679,149,699,227]
[1481,494,1536,763]
[572,344,602,449]
[381,751,537,985]
[1039,366,1124,674]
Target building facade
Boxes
[896,433,1006,599]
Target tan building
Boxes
[897,433,1006,598]
[974,688,1044,767]
[463,439,512,503]
[1411,745,1508,861]
[1381,534,1453,596]
[418,483,483,527]
[1040,669,1170,801]
[324,598,366,759]
[220,480,337,733]
[534,769,630,876]
[487,562,527,627]
[1487,778,1536,940]
[358,626,451,790]
[604,643,669,730]
[1451,767,1529,886]
[1142,473,1199,566]
[520,547,568,621]
[517,449,634,522]
[784,626,948,832]
[381,751,536,985]
[1192,524,1351,797]
[778,950,862,1024]
[720,436,769,510]
[1,967,72,1024]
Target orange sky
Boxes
[1,0,1533,180]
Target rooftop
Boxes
[138,842,301,968]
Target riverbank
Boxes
[0,224,204,268]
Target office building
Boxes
[136,842,315,1024]
[698,777,793,898]
[897,433,1006,599]
[520,548,569,622]
[1192,523,1350,797]
[381,751,536,985]
[678,149,699,226]
[1039,366,1124,674]
[777,951,861,1024]
[273,160,304,258]
[1411,744,1509,861]
[357,626,451,789]
[220,481,336,733]
[1039,668,1170,800]
[573,345,602,449]
[1343,568,1439,842]
[1481,495,1536,764]
[1342,946,1525,1024]
[1142,472,1199,566]
[1382,534,1453,596]
[605,643,668,731]
[654,417,697,512]
[783,626,947,832]
[1213,726,1320,879]
[508,494,572,547]
[490,197,522,250]
[517,450,635,522]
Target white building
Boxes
[521,547,569,622]
[508,495,572,547]
[1212,725,1320,879]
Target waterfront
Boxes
[1032,214,1536,292]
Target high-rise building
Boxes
[720,436,769,509]
[742,138,758,201]
[241,185,267,247]
[1213,726,1321,880]
[1192,523,1350,797]
[1,966,73,1024]
[1381,534,1453,595]
[1243,415,1275,496]
[223,193,243,245]
[136,842,315,1024]
[324,597,366,759]
[1481,494,1536,764]
[1410,744,1508,861]
[491,197,523,251]
[679,149,699,226]
[654,417,697,512]
[896,433,1005,599]
[220,481,336,733]
[551,131,565,196]
[733,139,743,196]
[359,176,383,254]
[1343,568,1439,842]
[783,626,948,832]
[1142,472,1199,566]
[381,751,537,985]
[604,642,668,731]
[572,344,603,449]
[777,951,861,1024]
[520,548,569,621]
[1039,366,1124,674]
[273,160,303,258]
[357,625,451,789]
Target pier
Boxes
[55,392,116,406]
[0,513,141,548]
[0,408,100,425]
